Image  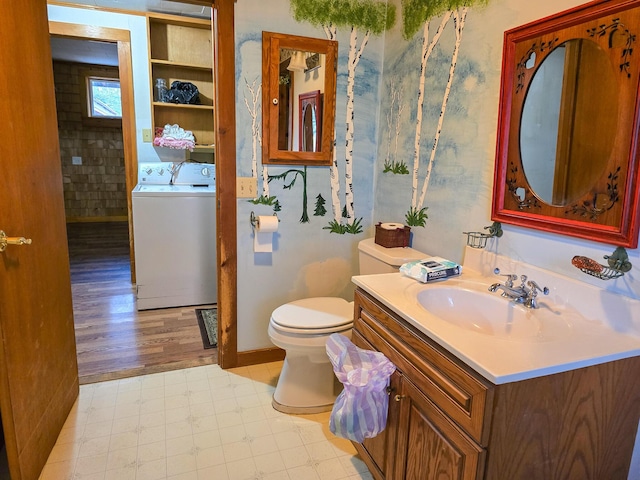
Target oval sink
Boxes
[415,284,574,341]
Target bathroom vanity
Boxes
[350,248,640,480]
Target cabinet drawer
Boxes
[354,288,494,445]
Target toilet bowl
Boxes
[269,297,353,413]
[268,238,426,414]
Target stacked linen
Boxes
[153,124,196,151]
[400,256,462,283]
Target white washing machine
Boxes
[132,162,216,310]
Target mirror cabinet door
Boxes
[492,0,640,247]
[262,31,337,165]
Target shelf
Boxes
[150,59,212,71]
[194,145,215,153]
[148,15,212,67]
[152,102,214,110]
[148,13,214,155]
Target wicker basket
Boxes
[374,223,411,248]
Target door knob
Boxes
[0,230,32,252]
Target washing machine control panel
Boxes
[138,162,215,185]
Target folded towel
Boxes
[153,124,196,151]
[400,257,462,283]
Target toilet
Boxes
[268,237,426,414]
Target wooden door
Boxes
[394,379,485,480]
[0,2,79,479]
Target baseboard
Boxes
[235,347,285,367]
[66,216,128,223]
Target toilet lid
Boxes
[271,297,353,332]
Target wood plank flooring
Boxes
[67,221,217,384]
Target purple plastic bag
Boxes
[326,333,396,442]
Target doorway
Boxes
[49,23,218,383]
[48,0,239,372]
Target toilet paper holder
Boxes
[250,211,279,230]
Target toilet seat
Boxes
[270,297,353,335]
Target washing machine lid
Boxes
[271,297,353,330]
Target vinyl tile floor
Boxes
[40,361,373,480]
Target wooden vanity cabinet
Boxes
[352,287,640,480]
[352,288,491,480]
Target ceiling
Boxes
[55,0,211,17]
[50,1,212,66]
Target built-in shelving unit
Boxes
[147,13,215,153]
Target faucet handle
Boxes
[493,268,518,287]
[527,280,549,296]
[524,280,549,308]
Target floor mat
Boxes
[195,308,217,349]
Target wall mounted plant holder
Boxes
[572,246,632,281]
[463,222,503,249]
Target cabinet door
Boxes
[394,378,485,480]
[359,371,401,480]
[352,331,400,480]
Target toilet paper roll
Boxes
[380,222,405,230]
[254,215,278,253]
[256,215,279,233]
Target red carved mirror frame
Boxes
[492,0,640,247]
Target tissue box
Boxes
[374,223,411,248]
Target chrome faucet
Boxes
[489,268,549,308]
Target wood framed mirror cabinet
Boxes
[492,0,640,247]
[262,31,337,165]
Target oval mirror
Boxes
[302,103,316,151]
[520,38,618,206]
[492,0,640,248]
[298,89,322,153]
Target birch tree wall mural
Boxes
[244,77,281,213]
[244,77,264,195]
[399,0,488,227]
[290,0,396,234]
[383,78,408,174]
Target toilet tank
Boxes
[358,238,426,275]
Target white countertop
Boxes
[352,249,640,385]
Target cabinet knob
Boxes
[394,394,406,402]
[272,98,279,105]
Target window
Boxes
[87,76,122,118]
